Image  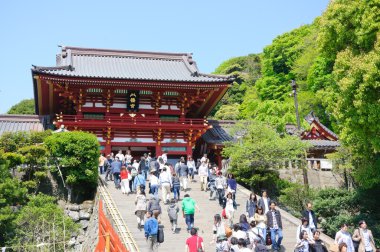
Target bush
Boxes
[10,193,79,250]
[279,182,315,217]
[44,131,99,201]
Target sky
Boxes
[0,0,329,113]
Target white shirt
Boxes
[335,230,354,252]
[115,153,125,162]
[150,175,159,186]
[198,163,208,176]
[132,161,139,170]
[159,171,172,186]
[263,197,269,214]
[362,229,372,251]
[309,211,316,229]
[161,153,167,163]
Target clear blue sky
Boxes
[0,0,329,113]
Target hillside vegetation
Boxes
[214,0,380,240]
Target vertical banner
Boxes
[126,90,139,111]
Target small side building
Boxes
[0,114,45,136]
[301,112,340,171]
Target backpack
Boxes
[157,226,164,243]
[131,168,138,177]
[168,205,178,220]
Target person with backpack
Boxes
[147,194,162,222]
[135,190,147,230]
[167,199,179,234]
[172,173,181,202]
[144,211,159,252]
[182,194,200,232]
[186,228,204,252]
[133,170,146,194]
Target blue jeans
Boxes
[142,169,148,180]
[259,227,267,244]
[185,214,194,231]
[113,172,120,188]
[270,228,283,250]
[150,184,159,198]
[173,185,180,200]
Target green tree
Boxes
[44,131,99,202]
[214,104,240,120]
[0,152,28,246]
[7,99,35,115]
[11,193,78,251]
[223,120,310,195]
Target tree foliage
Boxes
[44,131,100,200]
[10,193,78,251]
[223,120,310,195]
[7,99,35,115]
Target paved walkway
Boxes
[102,174,297,252]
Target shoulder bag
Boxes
[197,236,204,252]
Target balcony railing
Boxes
[55,114,209,129]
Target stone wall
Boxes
[62,197,98,251]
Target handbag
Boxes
[266,229,272,246]
[225,225,232,238]
[196,236,204,252]
[222,208,227,219]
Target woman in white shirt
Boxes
[335,223,355,252]
[296,217,314,243]
[296,230,315,252]
[211,214,226,244]
[187,156,196,182]
[225,192,235,227]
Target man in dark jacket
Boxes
[302,202,318,232]
[266,201,283,252]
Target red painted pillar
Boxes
[105,143,112,155]
[156,143,162,157]
[186,144,193,158]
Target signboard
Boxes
[320,159,333,170]
[126,91,139,111]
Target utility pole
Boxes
[290,80,301,131]
[290,80,308,185]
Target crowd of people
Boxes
[98,151,377,252]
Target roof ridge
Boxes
[62,46,191,60]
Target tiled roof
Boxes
[302,139,340,148]
[0,115,44,136]
[202,120,234,145]
[32,46,233,83]
[305,112,338,139]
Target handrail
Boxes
[98,177,140,252]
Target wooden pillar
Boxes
[216,148,222,169]
[156,143,162,157]
[186,143,193,158]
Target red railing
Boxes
[55,115,209,129]
[95,200,129,252]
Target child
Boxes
[167,199,179,233]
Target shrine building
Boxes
[31,46,233,164]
